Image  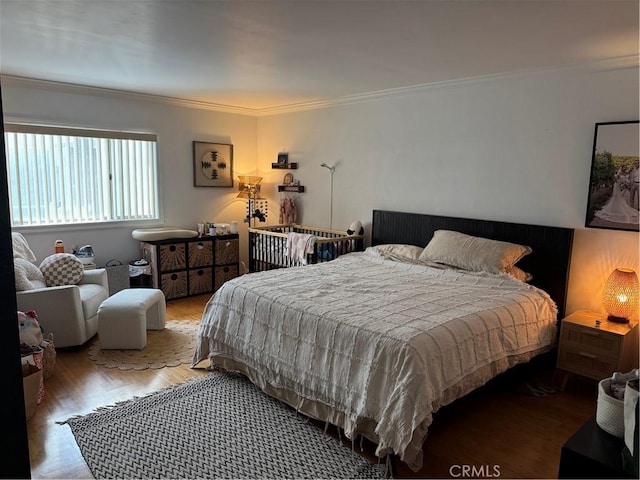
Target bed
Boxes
[193,210,574,471]
[248,223,364,271]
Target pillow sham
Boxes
[370,244,424,262]
[418,230,532,274]
[505,265,533,283]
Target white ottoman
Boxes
[97,288,166,349]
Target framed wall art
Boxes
[193,141,233,187]
[585,120,639,232]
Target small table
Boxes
[557,310,639,385]
[558,415,633,479]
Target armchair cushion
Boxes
[14,258,46,291]
[40,253,84,287]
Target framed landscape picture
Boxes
[585,121,639,232]
[193,141,233,187]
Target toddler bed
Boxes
[248,223,364,272]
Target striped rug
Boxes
[63,372,388,479]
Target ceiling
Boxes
[1,0,638,113]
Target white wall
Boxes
[257,66,639,314]
[2,80,257,267]
[4,65,639,315]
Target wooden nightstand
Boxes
[557,310,639,381]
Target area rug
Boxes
[87,319,199,370]
[63,372,387,479]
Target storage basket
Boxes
[105,259,130,295]
[41,332,56,380]
[596,378,625,438]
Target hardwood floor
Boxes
[27,293,598,479]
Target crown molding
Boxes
[254,55,640,116]
[2,55,637,118]
[0,75,257,116]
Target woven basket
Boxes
[596,378,625,438]
[41,332,56,380]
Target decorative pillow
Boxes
[370,244,425,262]
[505,265,533,283]
[14,258,47,291]
[39,253,84,287]
[12,232,37,262]
[418,230,532,274]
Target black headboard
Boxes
[371,210,574,319]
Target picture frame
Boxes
[585,121,639,232]
[193,141,233,187]
[277,152,289,164]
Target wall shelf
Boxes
[278,185,305,193]
[271,162,298,169]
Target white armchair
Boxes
[13,232,110,348]
[16,269,109,348]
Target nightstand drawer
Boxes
[560,323,621,358]
[558,349,619,380]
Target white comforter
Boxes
[193,248,557,470]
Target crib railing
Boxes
[248,224,364,272]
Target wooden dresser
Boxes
[140,234,239,300]
[557,310,639,380]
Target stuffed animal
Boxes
[347,220,364,236]
[18,310,43,346]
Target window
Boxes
[4,124,159,227]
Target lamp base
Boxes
[607,315,630,324]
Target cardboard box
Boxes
[22,363,41,420]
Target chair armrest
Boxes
[16,285,86,347]
[79,268,109,290]
[16,285,82,313]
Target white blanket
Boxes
[193,248,557,470]
[285,232,316,265]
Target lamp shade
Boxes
[602,268,639,323]
[237,175,263,185]
[237,176,262,198]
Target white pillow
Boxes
[370,244,424,262]
[419,230,532,274]
[39,253,84,287]
[12,232,37,262]
[14,258,47,291]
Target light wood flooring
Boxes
[27,294,598,479]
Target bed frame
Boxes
[371,210,574,319]
[249,224,364,272]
